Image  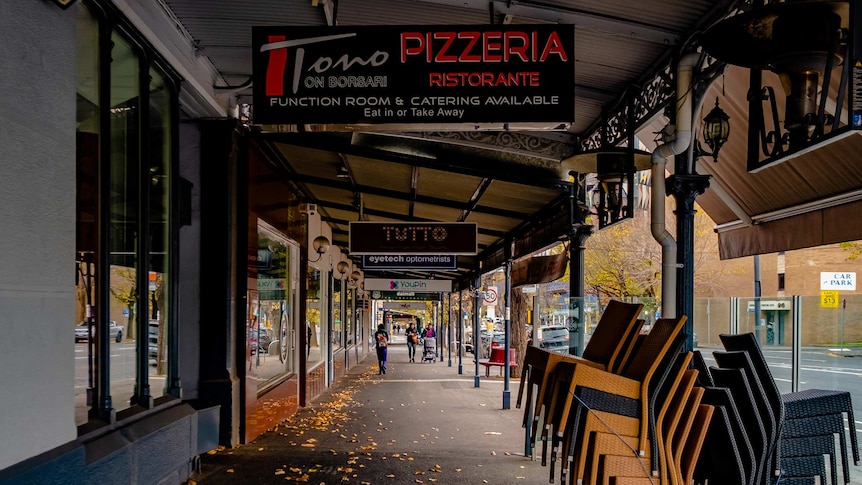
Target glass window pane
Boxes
[109,32,140,411]
[306,267,324,367]
[332,279,343,350]
[249,221,297,390]
[148,67,171,396]
[75,4,100,426]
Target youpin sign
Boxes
[820,272,856,291]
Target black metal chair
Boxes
[782,413,848,484]
[778,455,827,485]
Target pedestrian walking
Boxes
[374,324,389,374]
[421,323,436,339]
[405,322,419,362]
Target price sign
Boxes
[820,290,840,309]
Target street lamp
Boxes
[308,235,330,263]
[698,98,730,162]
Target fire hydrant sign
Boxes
[820,272,856,291]
[252,25,574,125]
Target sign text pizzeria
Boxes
[252,25,574,124]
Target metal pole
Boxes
[754,255,762,344]
[841,298,846,353]
[457,291,463,374]
[503,247,513,410]
[791,295,802,392]
[474,274,481,387]
[447,294,453,367]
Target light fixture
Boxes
[335,260,351,279]
[336,165,350,178]
[698,98,730,163]
[51,0,78,8]
[701,1,847,154]
[309,235,330,263]
[561,147,651,229]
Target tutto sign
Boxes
[252,25,574,125]
[365,278,453,292]
[820,272,856,291]
[362,254,457,271]
[349,222,477,255]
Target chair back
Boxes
[582,300,644,372]
[621,316,687,382]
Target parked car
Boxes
[536,325,569,351]
[148,320,159,362]
[75,320,124,343]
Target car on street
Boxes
[536,325,569,351]
[75,320,124,343]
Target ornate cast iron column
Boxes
[668,169,710,352]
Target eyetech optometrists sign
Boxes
[252,25,573,125]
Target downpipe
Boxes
[651,52,699,319]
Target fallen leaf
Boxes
[484,432,501,435]
[275,469,286,475]
[491,451,497,455]
[386,474,396,478]
[226,469,235,473]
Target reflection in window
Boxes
[248,221,297,390]
[306,267,324,367]
[75,4,100,426]
[108,31,140,412]
[148,68,170,395]
[75,2,176,426]
[332,279,343,350]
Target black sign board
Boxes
[252,25,574,125]
[349,222,477,255]
[362,254,457,271]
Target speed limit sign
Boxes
[482,286,498,306]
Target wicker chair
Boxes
[589,366,699,485]
[779,455,827,485]
[713,350,780,485]
[576,353,693,484]
[544,316,687,484]
[782,413,847,484]
[782,388,860,483]
[780,435,837,485]
[710,366,768,485]
[535,301,644,469]
[695,385,756,485]
[718,333,785,479]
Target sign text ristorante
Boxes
[252,25,574,125]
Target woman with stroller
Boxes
[374,323,389,374]
[405,322,419,363]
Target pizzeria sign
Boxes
[252,24,574,124]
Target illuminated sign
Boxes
[365,278,453,292]
[349,222,477,255]
[252,25,574,124]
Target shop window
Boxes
[248,221,299,390]
[306,267,326,368]
[75,1,177,426]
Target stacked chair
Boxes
[516,300,645,465]
[517,313,717,485]
[695,332,860,485]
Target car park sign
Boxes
[820,272,856,291]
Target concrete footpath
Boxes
[192,336,548,484]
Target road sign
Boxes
[821,290,840,309]
[482,286,498,306]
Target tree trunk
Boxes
[510,287,529,379]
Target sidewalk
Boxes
[192,336,547,484]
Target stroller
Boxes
[422,337,438,363]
